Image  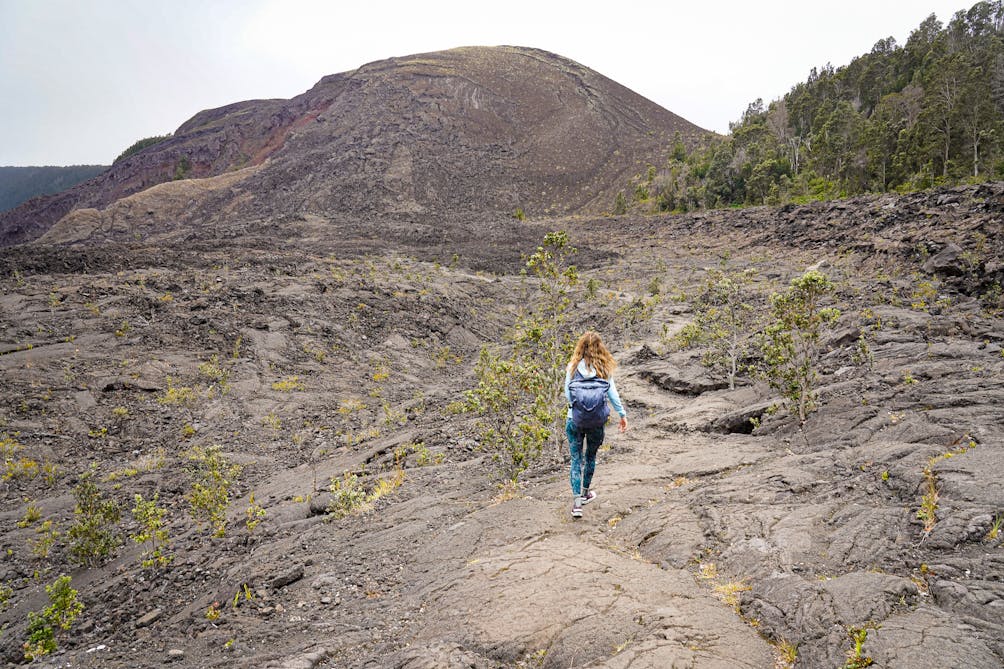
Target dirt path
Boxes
[386,421,778,668]
[215,351,782,669]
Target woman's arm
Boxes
[607,378,626,417]
[608,379,628,432]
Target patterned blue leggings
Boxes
[566,418,605,496]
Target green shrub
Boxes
[23,575,83,661]
[2,432,40,481]
[17,502,41,527]
[31,520,60,559]
[67,473,122,567]
[186,445,241,537]
[327,472,367,518]
[0,581,12,612]
[458,231,580,488]
[131,493,171,568]
[158,377,196,405]
[198,355,230,393]
[613,191,627,215]
[245,493,266,533]
[462,347,550,485]
[676,264,765,389]
[760,270,840,421]
[394,441,444,467]
[518,231,579,450]
[272,376,305,392]
[842,626,874,669]
[173,156,191,180]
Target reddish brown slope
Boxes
[0,95,335,247]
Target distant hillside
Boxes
[0,165,107,213]
[0,46,710,247]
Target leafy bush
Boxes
[186,445,242,537]
[760,270,840,421]
[131,493,171,568]
[198,355,230,393]
[0,581,13,612]
[327,472,367,518]
[2,432,41,482]
[675,264,765,389]
[326,469,405,519]
[158,377,196,405]
[457,231,582,487]
[842,626,875,669]
[66,473,122,567]
[394,441,443,467]
[31,520,60,559]
[173,156,192,180]
[23,575,83,660]
[272,376,305,392]
[17,502,41,527]
[463,347,551,484]
[613,191,627,215]
[517,231,579,449]
[245,493,266,534]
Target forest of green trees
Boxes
[626,1,1004,213]
[0,165,107,213]
[0,134,172,214]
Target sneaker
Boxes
[581,490,597,505]
[571,499,583,518]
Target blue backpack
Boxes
[569,369,610,429]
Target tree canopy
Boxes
[628,1,1004,214]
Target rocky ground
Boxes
[1,183,1003,668]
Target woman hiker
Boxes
[564,331,627,518]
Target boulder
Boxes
[922,242,965,276]
[637,359,728,396]
[267,563,305,590]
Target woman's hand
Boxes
[618,416,628,433]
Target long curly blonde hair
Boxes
[567,331,617,380]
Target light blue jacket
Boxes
[564,359,626,420]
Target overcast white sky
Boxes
[0,0,973,166]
